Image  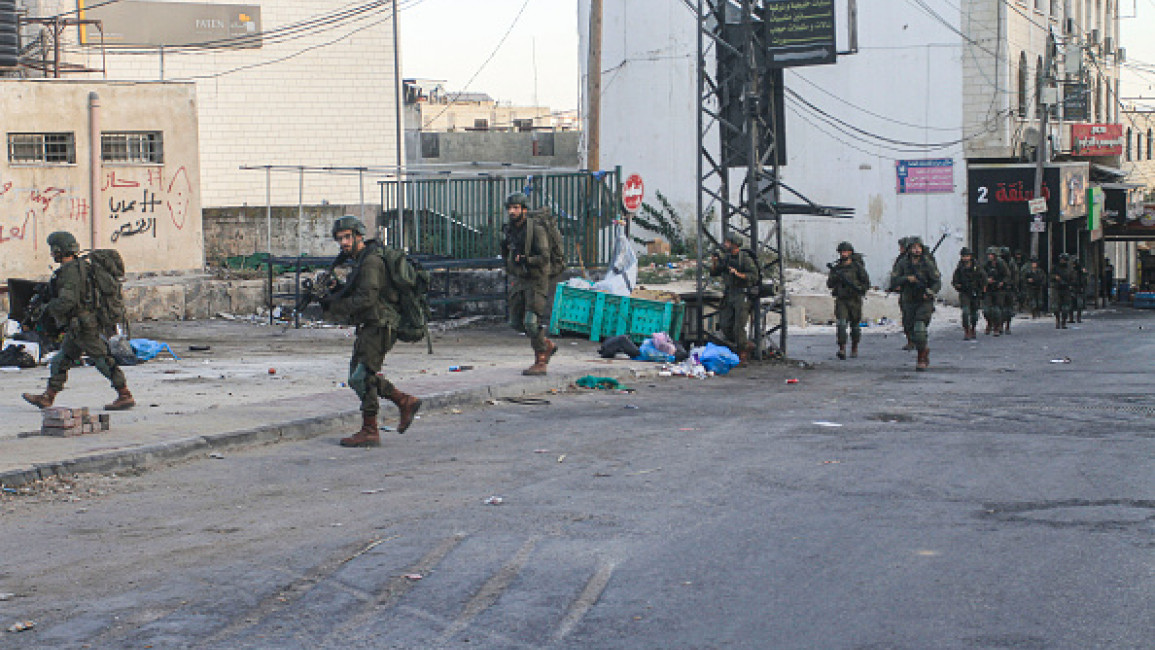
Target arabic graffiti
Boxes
[110,217,157,243]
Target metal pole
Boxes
[265,166,272,256]
[392,0,406,244]
[297,167,304,259]
[694,0,706,346]
[359,168,366,223]
[1031,31,1054,260]
[743,0,763,357]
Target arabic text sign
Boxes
[764,0,836,68]
[895,159,954,195]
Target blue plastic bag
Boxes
[130,338,180,362]
[636,338,675,362]
[698,342,739,375]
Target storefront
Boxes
[967,162,1090,271]
[1101,186,1153,292]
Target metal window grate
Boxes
[101,131,164,164]
[7,132,76,164]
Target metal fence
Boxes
[379,170,622,268]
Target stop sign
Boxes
[622,174,645,213]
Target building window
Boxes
[7,132,76,164]
[532,132,555,157]
[101,131,163,164]
[1147,129,1152,160]
[1017,53,1029,117]
[514,119,534,132]
[472,119,489,131]
[1035,56,1044,116]
[420,132,440,158]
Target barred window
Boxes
[7,132,76,164]
[102,131,163,164]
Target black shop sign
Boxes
[968,164,1088,222]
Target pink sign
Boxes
[896,159,954,194]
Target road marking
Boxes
[551,561,615,643]
[437,536,539,643]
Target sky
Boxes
[398,0,581,111]
[1119,0,1155,109]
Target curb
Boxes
[0,365,655,488]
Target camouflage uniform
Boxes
[951,249,986,339]
[826,243,870,359]
[328,216,420,447]
[1072,260,1088,322]
[890,239,940,370]
[502,213,553,355]
[710,239,759,356]
[1020,260,1047,318]
[22,232,134,411]
[890,237,913,349]
[1051,255,1077,329]
[982,248,1012,335]
[999,248,1018,333]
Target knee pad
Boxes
[348,363,372,400]
[522,311,540,334]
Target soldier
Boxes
[501,192,558,375]
[889,237,940,371]
[890,236,914,350]
[982,247,1011,336]
[1072,258,1088,323]
[1051,253,1077,329]
[709,232,759,363]
[999,247,1018,334]
[1101,260,1115,306]
[1012,249,1027,310]
[22,232,135,411]
[327,216,421,447]
[826,241,870,360]
[1021,257,1047,319]
[951,247,986,340]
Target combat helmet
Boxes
[959,246,972,256]
[905,236,924,251]
[725,232,745,247]
[331,215,367,239]
[836,241,854,253]
[897,236,911,250]
[504,192,530,209]
[47,231,80,256]
[1000,246,1011,257]
[985,246,999,256]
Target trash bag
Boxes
[0,343,38,369]
[129,338,180,362]
[697,342,739,375]
[593,232,638,296]
[651,332,676,356]
[574,375,631,390]
[598,334,640,359]
[636,338,675,362]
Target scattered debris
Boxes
[6,621,34,633]
[448,365,474,372]
[1050,358,1072,364]
[0,593,14,601]
[362,489,381,495]
[188,345,211,352]
[209,452,225,460]
[557,454,567,463]
[812,421,843,427]
[785,378,799,384]
[484,496,504,505]
[822,460,842,465]
[533,449,550,454]
[268,368,277,375]
[403,573,423,581]
[450,408,463,415]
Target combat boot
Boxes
[902,333,915,351]
[544,337,558,361]
[523,350,549,376]
[984,321,993,335]
[836,343,846,360]
[104,387,135,411]
[384,386,421,434]
[22,388,58,409]
[1060,313,1068,329]
[850,341,859,358]
[340,413,380,447]
[915,347,929,371]
[993,322,1002,337]
[1004,319,1012,335]
[1075,311,1082,323]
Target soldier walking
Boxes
[501,192,557,375]
[889,237,914,350]
[1051,253,1077,329]
[1073,258,1088,323]
[999,247,1018,334]
[709,232,759,364]
[327,216,421,447]
[22,232,135,412]
[826,241,870,359]
[982,247,1011,336]
[890,237,940,371]
[951,247,986,340]
[1021,258,1047,318]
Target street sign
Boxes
[764,0,837,68]
[1030,218,1046,233]
[1028,197,1048,215]
[622,174,645,213]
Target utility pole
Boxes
[1030,31,1054,261]
[586,0,601,171]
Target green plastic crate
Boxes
[548,283,684,343]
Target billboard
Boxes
[79,1,261,48]
[763,0,836,68]
[896,158,954,194]
[968,163,1089,222]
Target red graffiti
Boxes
[0,181,12,196]
[166,166,191,230]
[30,187,67,212]
[103,172,140,190]
[69,198,89,223]
[0,212,33,245]
[147,168,163,188]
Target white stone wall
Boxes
[28,0,402,209]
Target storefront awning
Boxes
[1090,163,1130,182]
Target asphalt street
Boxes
[1,308,1152,649]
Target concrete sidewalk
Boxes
[0,318,657,486]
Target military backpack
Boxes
[527,207,567,278]
[370,242,433,353]
[81,249,128,336]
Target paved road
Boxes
[1,309,1152,649]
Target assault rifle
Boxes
[295,270,345,314]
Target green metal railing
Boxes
[379,170,622,268]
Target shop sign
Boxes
[896,158,954,194]
[968,163,1089,221]
[1071,124,1123,156]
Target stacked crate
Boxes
[40,407,110,437]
